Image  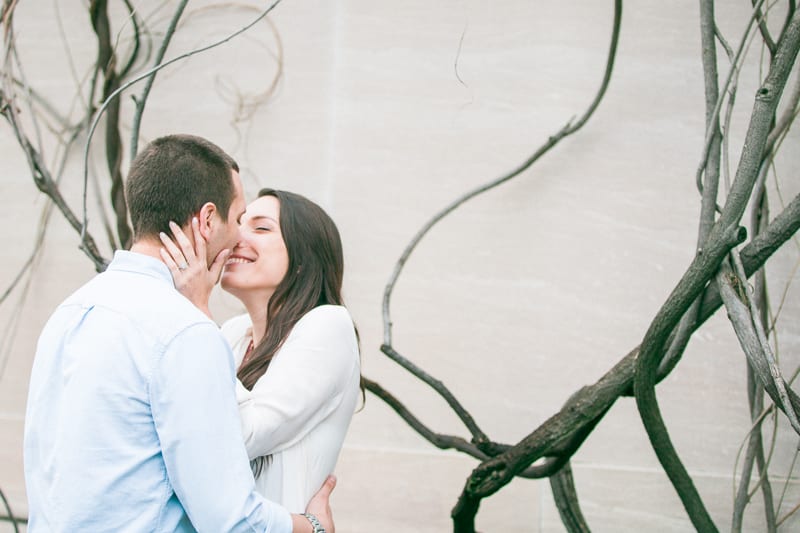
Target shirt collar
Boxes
[107,250,174,286]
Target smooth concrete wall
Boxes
[2,1,799,531]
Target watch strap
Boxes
[301,512,326,533]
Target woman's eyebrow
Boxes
[248,215,278,224]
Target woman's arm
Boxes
[236,305,360,459]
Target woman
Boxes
[160,188,362,513]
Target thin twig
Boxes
[81,0,284,257]
[129,0,188,160]
[741,174,776,530]
[118,0,142,79]
[2,98,108,270]
[363,375,490,459]
[202,6,284,126]
[717,265,800,425]
[731,250,800,434]
[549,462,591,533]
[658,0,725,379]
[751,0,777,56]
[633,11,800,529]
[731,368,774,532]
[777,451,800,526]
[695,0,767,196]
[765,61,800,154]
[443,188,800,532]
[379,344,490,446]
[383,0,622,348]
[0,487,19,533]
[90,0,130,249]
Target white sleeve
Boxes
[236,306,360,459]
[221,313,252,367]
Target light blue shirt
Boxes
[24,251,292,533]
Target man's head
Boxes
[125,134,245,263]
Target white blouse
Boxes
[222,305,361,513]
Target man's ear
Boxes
[197,202,218,242]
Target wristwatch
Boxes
[302,512,326,533]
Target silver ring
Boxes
[178,261,189,271]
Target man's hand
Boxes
[292,475,336,532]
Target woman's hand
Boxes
[159,217,230,318]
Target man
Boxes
[24,134,333,533]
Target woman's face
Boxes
[221,195,290,302]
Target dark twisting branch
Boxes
[0,96,109,270]
[372,9,623,526]
[80,0,284,263]
[633,9,800,531]
[732,161,777,532]
[129,0,189,160]
[90,0,131,250]
[381,0,623,348]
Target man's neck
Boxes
[130,239,166,263]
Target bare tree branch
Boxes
[0,486,19,533]
[732,167,777,532]
[77,0,283,264]
[363,376,491,460]
[379,345,491,447]
[549,462,590,533]
[118,0,143,80]
[751,0,777,56]
[383,0,623,347]
[373,10,624,522]
[4,3,799,531]
[444,185,800,531]
[733,364,776,532]
[696,0,766,196]
[90,0,131,249]
[765,60,800,153]
[720,253,800,434]
[129,0,188,160]
[657,0,725,380]
[633,10,800,530]
[0,96,108,270]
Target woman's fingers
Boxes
[168,220,197,264]
[158,246,181,273]
[209,248,230,284]
[190,217,207,261]
[159,218,219,320]
[159,230,187,270]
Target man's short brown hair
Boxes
[125,134,240,239]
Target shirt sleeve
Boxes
[237,306,360,459]
[222,313,253,368]
[149,321,292,533]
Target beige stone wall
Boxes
[2,2,799,531]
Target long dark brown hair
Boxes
[236,188,350,390]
